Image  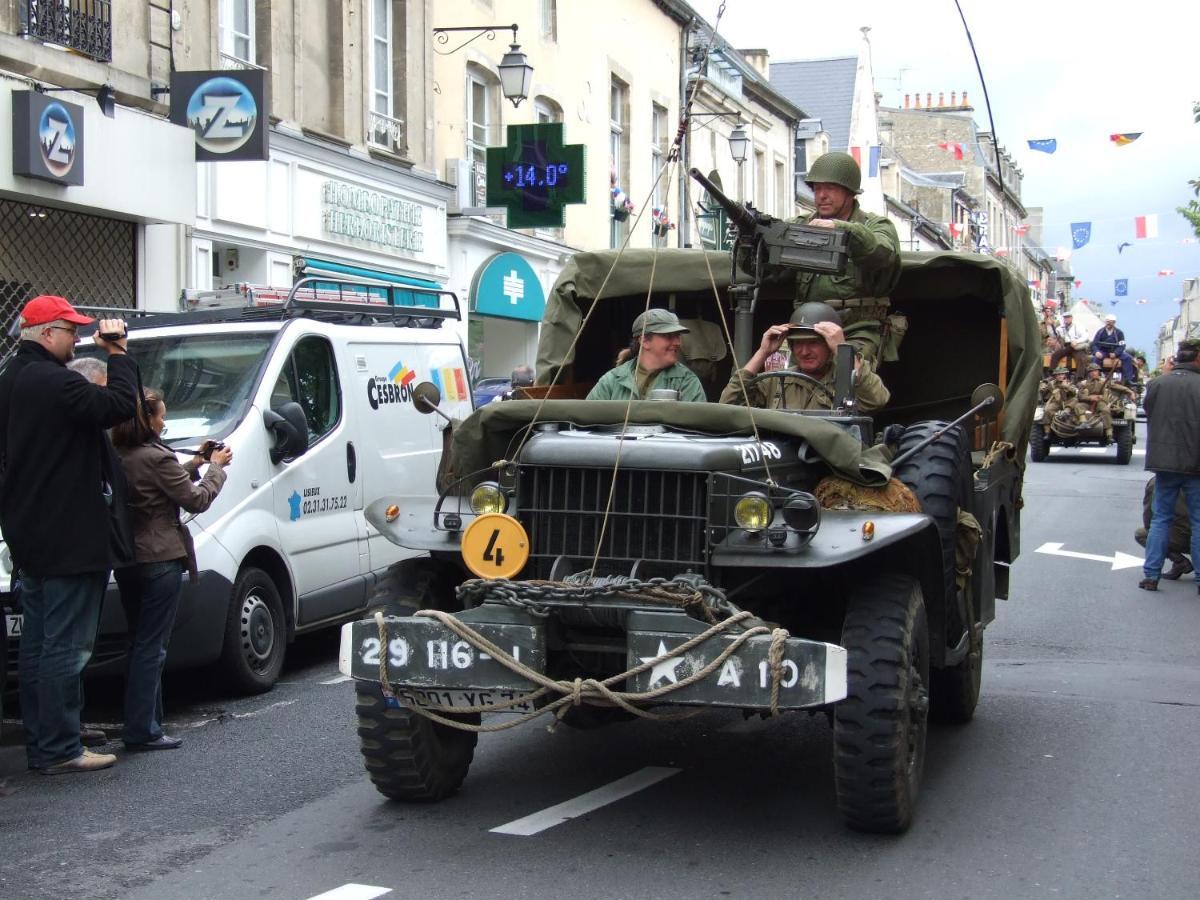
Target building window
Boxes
[609,77,629,249]
[775,160,787,217]
[651,103,668,246]
[540,0,557,41]
[368,0,401,150]
[534,96,562,124]
[219,0,255,66]
[754,148,766,209]
[467,68,498,208]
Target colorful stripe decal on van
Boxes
[387,362,416,386]
[431,367,467,402]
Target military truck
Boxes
[1030,378,1137,464]
[339,243,1039,833]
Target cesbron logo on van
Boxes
[367,362,417,409]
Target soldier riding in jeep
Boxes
[339,162,1039,834]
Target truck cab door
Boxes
[268,334,367,626]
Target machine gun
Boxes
[689,167,851,366]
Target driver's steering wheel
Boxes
[743,370,835,410]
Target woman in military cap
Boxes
[586,309,707,402]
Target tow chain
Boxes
[372,576,794,733]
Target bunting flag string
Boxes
[1135,214,1158,239]
[1158,269,1176,276]
[1110,132,1143,146]
[1026,138,1057,153]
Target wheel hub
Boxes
[240,592,275,665]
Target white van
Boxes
[1,283,472,693]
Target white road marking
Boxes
[320,674,354,685]
[178,699,299,730]
[490,766,682,836]
[305,885,391,900]
[1035,541,1143,571]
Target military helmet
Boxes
[1053,365,1070,375]
[1087,362,1101,372]
[788,302,842,341]
[805,152,863,195]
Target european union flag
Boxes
[1027,138,1057,154]
[1070,222,1091,250]
[1115,278,1128,296]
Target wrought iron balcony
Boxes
[19,0,112,63]
[219,52,267,72]
[368,110,406,154]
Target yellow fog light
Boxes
[469,482,507,515]
[734,493,772,531]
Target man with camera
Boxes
[0,295,138,774]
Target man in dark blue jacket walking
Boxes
[0,295,138,773]
[1140,339,1200,592]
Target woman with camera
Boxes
[111,389,232,750]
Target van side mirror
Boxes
[263,401,310,464]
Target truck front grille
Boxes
[517,466,708,578]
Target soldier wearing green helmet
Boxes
[742,151,903,364]
[719,302,889,411]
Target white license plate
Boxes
[395,686,536,715]
[5,613,20,638]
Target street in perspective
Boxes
[2,0,1200,898]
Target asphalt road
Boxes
[3,422,1199,900]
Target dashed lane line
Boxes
[490,766,682,836]
[305,885,391,900]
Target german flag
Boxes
[1109,132,1142,146]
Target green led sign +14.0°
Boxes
[486,123,586,229]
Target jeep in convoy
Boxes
[339,233,1039,832]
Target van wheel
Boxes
[355,681,478,801]
[220,566,286,694]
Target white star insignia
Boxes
[640,640,685,687]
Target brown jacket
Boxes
[116,441,227,577]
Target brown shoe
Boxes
[39,749,116,775]
[80,726,109,747]
[1163,556,1193,581]
[1138,578,1159,592]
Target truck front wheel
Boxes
[355,682,479,801]
[833,575,930,834]
[1115,425,1134,464]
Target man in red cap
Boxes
[0,295,138,774]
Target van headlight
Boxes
[469,482,507,515]
[734,492,772,531]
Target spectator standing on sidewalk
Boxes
[0,296,138,774]
[111,389,231,751]
[1139,339,1200,592]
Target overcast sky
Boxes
[692,0,1200,359]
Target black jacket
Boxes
[0,343,138,576]
[1091,326,1126,356]
[1144,366,1200,476]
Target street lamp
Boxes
[432,24,534,109]
[727,122,750,165]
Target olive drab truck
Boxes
[340,183,1040,832]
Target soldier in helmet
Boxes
[720,302,889,411]
[741,152,903,364]
[1042,366,1082,430]
[586,308,706,402]
[1079,362,1113,440]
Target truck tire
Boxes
[220,566,286,694]
[1115,425,1134,465]
[833,574,930,834]
[929,588,982,724]
[355,682,479,801]
[893,421,969,611]
[1029,426,1048,462]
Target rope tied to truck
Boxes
[371,584,795,734]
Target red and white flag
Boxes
[938,141,965,160]
[948,222,963,238]
[1014,224,1030,236]
[1158,269,1175,276]
[1135,214,1158,239]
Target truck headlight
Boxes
[734,492,772,531]
[469,482,507,515]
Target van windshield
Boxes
[78,332,276,444]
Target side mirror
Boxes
[411,381,453,424]
[263,401,310,464]
[970,383,1004,422]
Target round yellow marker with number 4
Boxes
[461,513,530,579]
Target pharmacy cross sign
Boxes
[486,123,586,229]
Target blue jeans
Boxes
[116,559,184,744]
[18,571,109,768]
[1143,473,1200,581]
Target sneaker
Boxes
[80,726,109,747]
[39,749,116,775]
[1163,557,1194,580]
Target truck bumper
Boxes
[339,603,847,713]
